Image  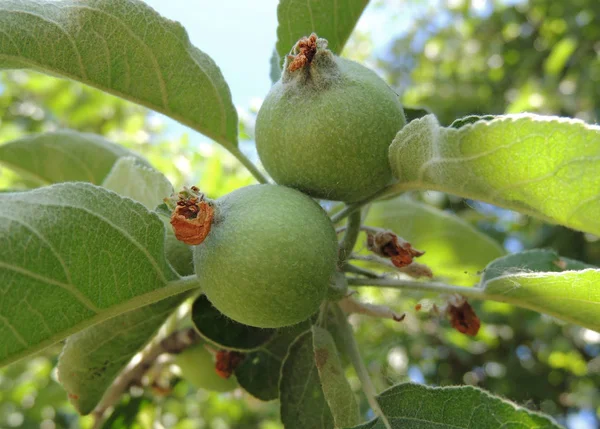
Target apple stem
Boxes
[228,146,270,184]
[338,210,362,269]
[330,186,393,224]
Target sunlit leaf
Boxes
[389,114,600,236]
[346,383,561,429]
[0,183,201,367]
[102,157,173,210]
[365,196,504,285]
[0,0,238,148]
[480,250,600,333]
[275,0,369,63]
[0,131,146,186]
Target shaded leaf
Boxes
[346,383,561,429]
[280,330,334,429]
[102,157,173,210]
[479,250,600,333]
[0,183,201,367]
[235,322,309,401]
[276,0,369,63]
[100,395,151,429]
[58,294,185,414]
[365,196,504,285]
[312,326,359,428]
[389,114,600,236]
[0,130,146,186]
[0,0,238,148]
[191,294,276,351]
[402,107,431,123]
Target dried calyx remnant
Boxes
[165,186,214,245]
[214,350,245,379]
[447,295,481,336]
[287,33,318,72]
[366,230,425,268]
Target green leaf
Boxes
[365,196,505,285]
[312,326,359,429]
[280,330,334,429]
[100,395,152,429]
[481,249,595,284]
[479,250,600,332]
[164,225,194,277]
[0,182,201,367]
[0,0,238,148]
[346,383,562,429]
[235,322,308,401]
[191,294,276,352]
[57,169,182,415]
[57,294,185,414]
[102,157,173,210]
[276,0,369,62]
[389,114,600,236]
[0,130,147,186]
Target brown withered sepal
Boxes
[214,350,245,379]
[366,230,424,268]
[448,298,481,336]
[287,33,318,72]
[167,186,214,245]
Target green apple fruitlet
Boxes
[175,344,237,392]
[255,34,406,202]
[193,184,337,328]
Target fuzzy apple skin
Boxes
[193,185,337,328]
[175,344,237,392]
[255,49,405,202]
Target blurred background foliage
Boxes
[1,0,599,428]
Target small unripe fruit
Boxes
[256,34,406,202]
[175,344,238,392]
[193,184,337,328]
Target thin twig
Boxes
[330,186,392,224]
[343,263,382,279]
[91,328,201,428]
[347,277,486,299]
[350,254,433,278]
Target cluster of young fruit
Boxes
[169,34,405,389]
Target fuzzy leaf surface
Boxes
[57,165,180,414]
[0,183,201,367]
[0,0,238,148]
[345,383,562,429]
[389,114,600,236]
[480,250,600,333]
